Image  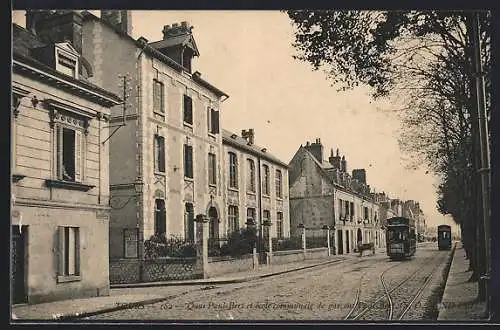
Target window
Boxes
[247,159,255,193]
[183,94,193,125]
[345,201,350,219]
[350,202,354,220]
[275,169,282,198]
[57,53,77,78]
[263,210,270,237]
[262,164,270,195]
[208,153,217,186]
[184,144,193,179]
[207,107,220,135]
[154,135,165,173]
[228,206,239,234]
[229,152,238,188]
[155,199,166,235]
[185,203,195,241]
[153,80,164,114]
[364,207,369,220]
[56,126,83,182]
[247,208,256,224]
[339,199,343,219]
[58,226,80,278]
[276,212,283,239]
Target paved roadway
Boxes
[85,242,452,321]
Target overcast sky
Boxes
[12,10,458,231]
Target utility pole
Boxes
[469,11,491,319]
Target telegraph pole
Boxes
[469,11,491,319]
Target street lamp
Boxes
[322,225,331,256]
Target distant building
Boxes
[12,18,122,303]
[222,129,290,239]
[288,139,385,255]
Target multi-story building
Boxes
[79,11,229,259]
[11,20,122,303]
[221,129,290,239]
[24,10,229,261]
[288,139,385,255]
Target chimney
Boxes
[329,148,341,169]
[101,10,132,36]
[341,155,347,172]
[304,138,323,163]
[352,169,367,185]
[241,129,255,145]
[162,21,192,39]
[26,10,84,53]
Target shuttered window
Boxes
[154,135,165,173]
[208,153,217,186]
[56,126,84,183]
[57,226,80,277]
[184,144,193,179]
[183,94,193,125]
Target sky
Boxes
[11,10,458,231]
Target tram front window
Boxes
[388,228,408,242]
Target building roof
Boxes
[300,147,375,202]
[12,23,122,107]
[149,33,200,56]
[222,129,288,168]
[80,11,227,99]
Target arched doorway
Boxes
[357,228,363,244]
[208,206,219,239]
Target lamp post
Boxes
[298,223,306,255]
[322,225,331,256]
[262,220,272,265]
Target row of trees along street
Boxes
[284,10,492,317]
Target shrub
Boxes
[221,227,258,258]
[144,233,197,259]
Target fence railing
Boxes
[306,232,329,249]
[272,236,303,251]
[208,236,230,257]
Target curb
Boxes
[110,257,346,289]
[58,257,346,320]
[437,243,458,320]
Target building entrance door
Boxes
[12,225,26,304]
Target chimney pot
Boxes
[172,23,179,28]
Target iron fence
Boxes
[272,236,303,251]
[306,231,329,249]
[208,236,230,257]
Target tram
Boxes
[437,225,452,250]
[385,217,417,260]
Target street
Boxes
[84,243,452,321]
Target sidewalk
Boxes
[12,254,351,321]
[437,244,488,321]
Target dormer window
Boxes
[55,43,79,79]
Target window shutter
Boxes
[160,83,164,113]
[184,95,193,124]
[211,109,219,134]
[74,130,82,182]
[57,226,65,276]
[158,136,165,172]
[56,126,62,179]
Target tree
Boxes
[285,10,491,296]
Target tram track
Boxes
[345,253,443,320]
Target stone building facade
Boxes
[221,129,290,239]
[75,10,228,259]
[11,19,122,304]
[288,139,385,255]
